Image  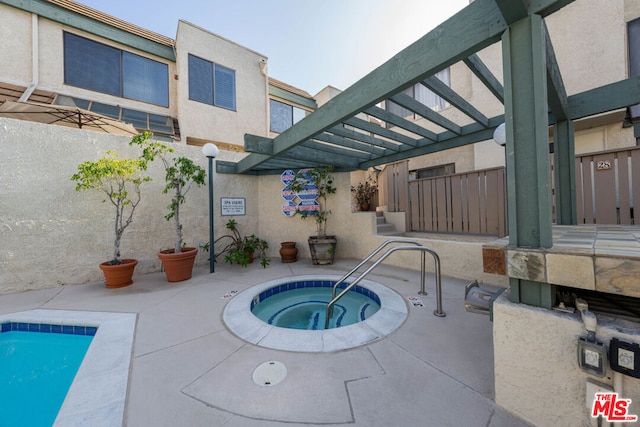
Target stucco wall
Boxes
[1,117,501,293]
[175,21,269,145]
[0,6,33,85]
[494,292,640,426]
[0,117,252,293]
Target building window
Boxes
[63,32,169,107]
[188,54,236,110]
[270,99,306,133]
[386,68,451,119]
[414,163,455,179]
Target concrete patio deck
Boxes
[0,259,534,426]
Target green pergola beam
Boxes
[544,22,569,121]
[328,126,404,152]
[302,141,372,160]
[232,0,510,173]
[553,120,577,224]
[342,117,418,146]
[390,93,462,134]
[364,106,438,141]
[421,76,490,127]
[568,77,640,120]
[313,133,388,156]
[463,54,505,104]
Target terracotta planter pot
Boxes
[158,247,198,282]
[99,259,138,289]
[279,241,298,263]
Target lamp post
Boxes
[202,143,219,273]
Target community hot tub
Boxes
[223,275,408,352]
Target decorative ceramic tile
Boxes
[546,254,595,290]
[595,257,640,298]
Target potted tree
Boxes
[71,133,157,288]
[291,166,337,265]
[133,137,207,282]
[351,179,377,211]
[212,219,270,268]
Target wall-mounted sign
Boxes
[221,197,246,216]
[596,160,612,171]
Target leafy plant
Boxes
[290,166,336,238]
[71,132,158,265]
[131,134,206,254]
[212,219,269,268]
[351,179,377,205]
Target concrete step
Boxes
[376,223,397,235]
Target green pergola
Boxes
[219,0,640,308]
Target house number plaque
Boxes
[596,160,612,171]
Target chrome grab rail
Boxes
[325,241,444,329]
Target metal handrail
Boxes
[324,243,445,329]
[330,239,427,300]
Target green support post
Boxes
[502,14,556,308]
[554,120,577,225]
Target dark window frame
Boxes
[63,32,169,107]
[187,53,237,111]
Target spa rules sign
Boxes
[281,169,318,217]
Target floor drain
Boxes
[252,361,287,387]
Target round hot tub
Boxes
[223,275,408,352]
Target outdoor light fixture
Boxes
[493,122,507,146]
[202,143,219,273]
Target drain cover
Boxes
[252,361,287,386]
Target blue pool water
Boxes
[0,323,95,427]
[251,281,380,330]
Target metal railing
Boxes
[325,239,444,329]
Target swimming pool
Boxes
[251,280,380,329]
[0,310,136,426]
[223,275,408,352]
[1,323,95,426]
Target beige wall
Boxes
[175,21,269,146]
[0,6,33,86]
[0,117,500,293]
[494,291,640,426]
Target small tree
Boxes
[130,134,206,254]
[290,166,336,238]
[71,133,157,265]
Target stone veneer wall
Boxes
[494,292,640,426]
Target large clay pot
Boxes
[308,236,337,265]
[158,247,198,282]
[99,259,138,289]
[279,241,298,263]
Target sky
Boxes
[77,0,469,96]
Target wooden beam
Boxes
[463,54,505,103]
[390,93,462,134]
[421,76,490,127]
[553,120,577,224]
[302,140,373,160]
[342,117,418,146]
[244,134,274,154]
[568,77,640,120]
[364,105,438,141]
[328,125,403,152]
[233,0,508,173]
[544,21,569,121]
[312,132,389,156]
[494,0,528,25]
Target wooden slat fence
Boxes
[408,167,507,237]
[576,146,640,224]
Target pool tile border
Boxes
[223,274,408,352]
[1,321,98,336]
[0,309,136,427]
